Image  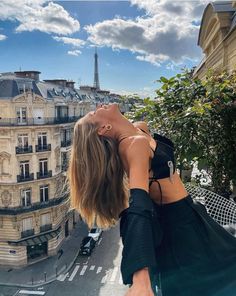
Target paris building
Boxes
[194,1,236,78]
[0,70,92,267]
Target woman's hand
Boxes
[125,268,154,296]
[125,283,154,296]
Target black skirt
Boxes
[154,195,236,296]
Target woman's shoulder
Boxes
[133,121,150,135]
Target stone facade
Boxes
[194,2,236,79]
[0,71,90,267]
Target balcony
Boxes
[40,224,52,233]
[62,162,69,172]
[21,229,35,238]
[37,170,52,179]
[61,139,72,147]
[17,173,34,183]
[35,144,51,152]
[0,194,69,215]
[0,116,81,126]
[15,145,33,154]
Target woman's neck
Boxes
[112,117,139,143]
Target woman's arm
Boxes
[120,137,158,296]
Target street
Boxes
[0,225,128,296]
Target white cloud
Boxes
[85,0,208,66]
[0,0,80,35]
[53,36,85,47]
[68,49,82,56]
[0,34,7,41]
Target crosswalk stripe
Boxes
[101,273,109,284]
[90,265,95,270]
[119,273,123,285]
[57,272,68,282]
[80,265,88,275]
[96,266,102,273]
[110,267,118,282]
[68,265,80,281]
[19,291,45,295]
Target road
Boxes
[0,225,129,296]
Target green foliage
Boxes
[128,69,236,194]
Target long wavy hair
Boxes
[69,120,128,229]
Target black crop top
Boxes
[118,129,176,184]
[150,132,176,181]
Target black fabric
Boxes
[150,133,176,180]
[154,195,236,296]
[119,188,162,285]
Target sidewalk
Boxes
[0,220,89,288]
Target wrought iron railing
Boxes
[0,194,69,215]
[0,116,81,126]
[40,224,52,233]
[61,139,72,147]
[15,145,33,154]
[35,144,51,152]
[17,173,34,183]
[37,170,52,179]
[21,229,35,238]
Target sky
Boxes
[0,0,210,97]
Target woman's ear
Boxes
[97,124,112,135]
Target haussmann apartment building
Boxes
[0,70,91,267]
[194,1,236,78]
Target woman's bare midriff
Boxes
[149,171,188,204]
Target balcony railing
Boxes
[0,116,81,126]
[37,170,52,179]
[40,223,52,233]
[17,173,34,183]
[61,139,72,147]
[0,194,69,215]
[21,229,35,238]
[15,145,33,154]
[35,144,51,152]
[62,162,69,172]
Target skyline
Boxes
[0,0,209,97]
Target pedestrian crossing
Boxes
[57,264,123,285]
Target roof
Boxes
[0,73,121,103]
[0,77,41,98]
[198,1,236,45]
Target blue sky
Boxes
[0,0,208,97]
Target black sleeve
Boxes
[119,188,162,285]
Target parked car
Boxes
[79,236,96,256]
[88,227,103,241]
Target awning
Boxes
[8,227,61,246]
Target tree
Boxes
[127,69,236,195]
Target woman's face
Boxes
[81,103,121,126]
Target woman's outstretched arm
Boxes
[119,136,160,296]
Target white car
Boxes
[88,227,103,241]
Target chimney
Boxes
[14,70,41,82]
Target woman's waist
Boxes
[149,172,188,204]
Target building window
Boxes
[40,185,49,202]
[18,133,28,147]
[40,213,51,226]
[38,132,47,148]
[39,159,48,176]
[21,188,31,207]
[22,217,33,231]
[20,161,30,177]
[16,107,27,124]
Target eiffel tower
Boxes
[93,48,100,90]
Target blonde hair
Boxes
[69,120,127,229]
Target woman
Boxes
[69,103,236,296]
